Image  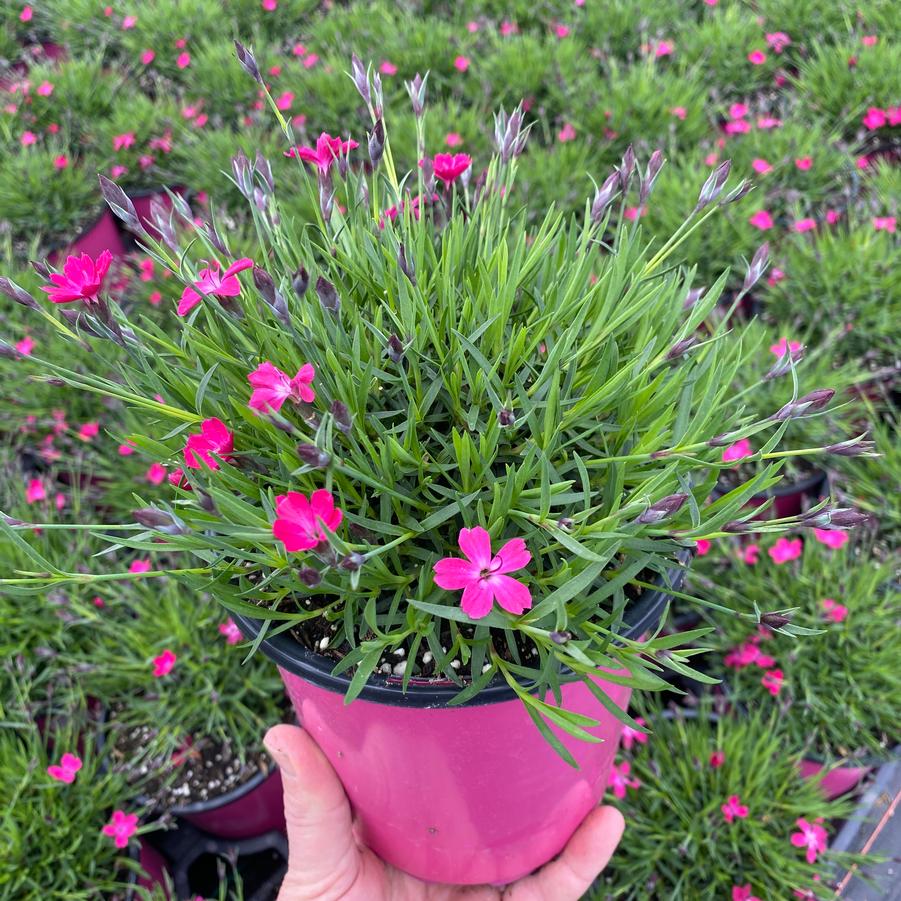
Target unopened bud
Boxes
[695,160,731,212]
[234,41,262,84]
[255,151,274,193]
[419,156,435,193]
[368,118,385,167]
[636,493,688,524]
[406,73,427,117]
[771,388,835,421]
[639,149,665,205]
[316,276,339,315]
[764,345,804,380]
[298,566,321,587]
[340,552,365,572]
[549,630,572,644]
[292,266,309,298]
[371,71,384,117]
[98,174,145,234]
[350,53,371,105]
[723,519,755,533]
[330,400,353,434]
[253,266,288,324]
[741,242,769,293]
[683,286,705,310]
[31,259,53,280]
[824,436,875,457]
[297,443,331,468]
[0,277,39,310]
[318,174,335,223]
[386,334,406,364]
[497,408,516,427]
[666,337,698,360]
[618,145,636,191]
[198,491,219,515]
[132,506,187,535]
[802,508,869,529]
[760,611,792,628]
[231,150,254,198]
[253,186,268,212]
[721,179,753,205]
[591,171,619,223]
[397,243,416,284]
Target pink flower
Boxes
[795,157,812,170]
[761,668,784,696]
[176,52,191,69]
[671,106,687,119]
[428,152,472,186]
[557,122,576,142]
[862,107,886,130]
[821,598,849,623]
[177,257,253,316]
[500,20,518,36]
[608,761,641,798]
[710,750,725,768]
[16,336,35,356]
[655,40,674,57]
[262,0,277,9]
[747,50,767,65]
[725,118,751,135]
[145,462,167,485]
[733,885,762,901]
[140,49,155,64]
[36,80,54,96]
[55,492,66,511]
[769,537,802,564]
[813,528,848,549]
[873,216,896,232]
[102,810,138,848]
[722,438,752,464]
[729,102,749,119]
[757,116,782,129]
[183,418,234,470]
[725,641,775,670]
[743,544,760,565]
[554,24,570,38]
[20,5,33,21]
[93,595,104,607]
[112,132,136,151]
[129,559,151,573]
[168,468,188,488]
[770,336,802,357]
[53,154,69,170]
[273,490,343,552]
[888,106,901,126]
[768,268,785,286]
[621,718,648,750]
[26,478,46,504]
[765,32,791,53]
[826,210,841,224]
[792,218,816,233]
[791,818,827,864]
[47,753,83,784]
[453,55,470,72]
[862,35,878,46]
[118,441,136,456]
[152,649,176,677]
[122,14,137,28]
[721,794,749,823]
[466,21,479,32]
[40,251,113,305]
[748,210,774,230]
[445,132,463,147]
[110,165,128,179]
[275,90,294,111]
[285,133,359,174]
[248,361,315,412]
[752,158,773,174]
[21,131,37,146]
[696,539,712,556]
[219,618,242,644]
[79,421,100,441]
[379,60,397,75]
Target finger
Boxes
[503,806,625,901]
[264,723,361,894]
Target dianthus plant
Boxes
[1,51,858,752]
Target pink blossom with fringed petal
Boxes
[177,258,253,316]
[862,107,886,130]
[427,153,472,185]
[733,885,762,901]
[247,361,315,413]
[273,490,343,552]
[453,55,470,72]
[725,641,775,670]
[176,52,191,69]
[433,527,532,619]
[140,49,155,64]
[183,418,234,470]
[747,50,767,65]
[47,753,82,784]
[608,761,641,798]
[621,718,649,750]
[813,528,848,549]
[284,133,359,174]
[145,462,167,485]
[722,438,752,464]
[40,251,112,304]
[16,336,35,356]
[152,649,176,677]
[102,810,138,848]
[791,818,827,864]
[748,210,773,230]
[821,598,849,623]
[696,539,711,556]
[769,538,802,564]
[26,478,46,504]
[873,216,896,232]
[765,32,791,53]
[721,794,749,823]
[380,60,397,75]
[761,668,784,695]
[710,750,725,768]
[129,559,151,573]
[219,618,242,644]
[770,336,802,357]
[792,218,816,233]
[743,544,760,565]
[557,122,576,142]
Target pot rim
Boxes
[168,759,277,817]
[714,467,826,501]
[232,551,690,708]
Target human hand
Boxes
[264,723,624,901]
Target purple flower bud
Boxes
[371,71,384,117]
[255,151,274,193]
[297,444,331,468]
[723,520,755,533]
[760,611,792,628]
[198,491,219,515]
[742,242,769,293]
[683,286,705,310]
[386,334,406,364]
[196,217,230,256]
[132,507,188,535]
[231,150,254,198]
[350,53,371,105]
[315,276,339,315]
[618,145,636,191]
[150,199,178,251]
[802,507,869,529]
[549,630,572,644]
[406,73,427,118]
[31,259,53,280]
[98,174,145,234]
[419,156,435,193]
[0,277,39,310]
[636,493,688,524]
[497,408,516,427]
[340,552,366,572]
[591,171,619,223]
[397,243,416,284]
[253,266,289,324]
[639,149,665,205]
[253,186,268,212]
[368,118,385,167]
[318,173,335,223]
[234,40,263,84]
[721,179,753,205]
[292,266,309,298]
[556,517,574,530]
[0,340,18,359]
[824,436,876,456]
[330,400,353,434]
[298,566,322,587]
[666,337,698,360]
[495,105,529,162]
[771,388,835,421]
[764,345,804,380]
[695,160,731,212]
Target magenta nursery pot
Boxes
[231,567,684,886]
[171,765,286,840]
[798,758,872,801]
[126,839,171,900]
[48,209,126,264]
[715,468,826,520]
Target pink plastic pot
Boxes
[715,469,825,521]
[799,758,871,800]
[48,210,126,264]
[232,569,682,885]
[173,765,285,840]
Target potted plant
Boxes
[690,535,900,798]
[592,704,867,899]
[69,578,287,840]
[0,52,864,885]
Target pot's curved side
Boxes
[799,758,871,800]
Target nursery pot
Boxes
[126,186,187,241]
[798,758,872,801]
[232,561,686,886]
[714,468,825,520]
[48,209,126,264]
[171,764,286,840]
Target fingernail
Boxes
[264,732,295,776]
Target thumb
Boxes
[264,724,361,896]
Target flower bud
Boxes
[639,149,665,205]
[760,611,792,628]
[824,436,875,456]
[368,118,385,167]
[406,73,427,117]
[618,145,636,191]
[764,345,804,380]
[802,507,869,529]
[494,105,529,162]
[770,388,835,421]
[683,286,705,310]
[720,179,753,205]
[497,408,516,427]
[296,443,331,468]
[0,277,39,310]
[198,491,219,515]
[723,519,755,533]
[298,566,322,587]
[666,337,698,360]
[340,552,365,572]
[316,276,339,315]
[0,340,18,359]
[253,186,268,212]
[386,334,406,364]
[330,400,353,434]
[132,506,188,535]
[636,493,688,524]
[98,174,145,234]
[695,160,731,212]
[741,242,769,293]
[419,156,435,193]
[231,150,254,198]
[318,174,335,223]
[253,266,289,324]
[292,266,309,298]
[591,171,619,223]
[549,630,572,644]
[255,151,274,193]
[350,53,371,105]
[371,71,384,117]
[397,243,416,284]
[234,40,263,84]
